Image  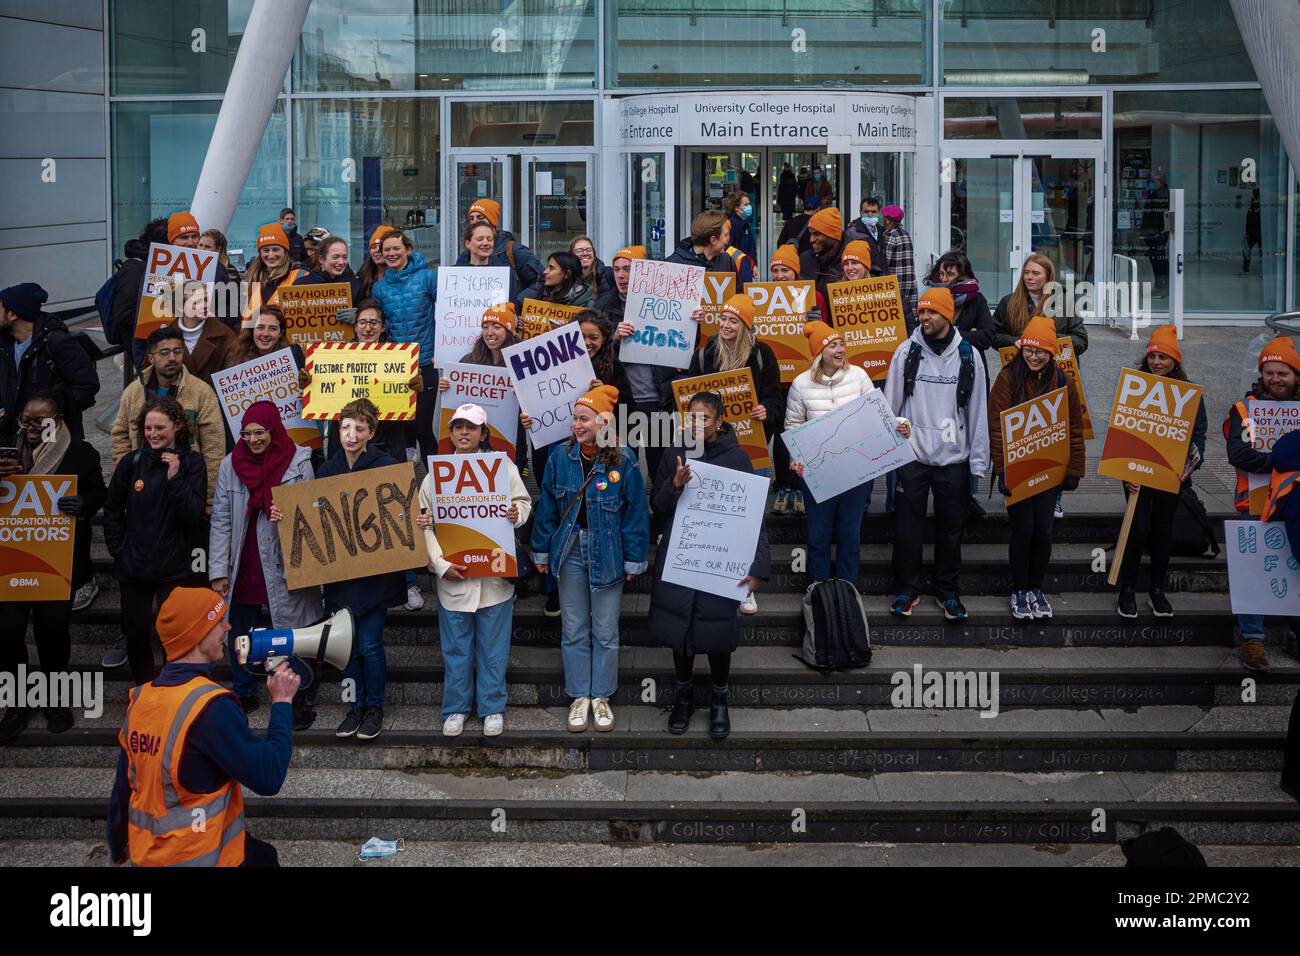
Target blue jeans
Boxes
[438,598,513,718]
[803,476,870,583]
[404,569,416,589]
[557,530,622,699]
[227,602,267,698]
[344,607,388,711]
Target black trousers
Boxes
[412,363,438,465]
[629,400,667,489]
[1008,489,1058,591]
[2,602,73,702]
[772,415,796,491]
[1118,485,1178,590]
[120,582,177,686]
[1284,690,1300,787]
[893,460,970,600]
[240,833,279,867]
[673,651,731,688]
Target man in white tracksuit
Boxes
[883,286,989,622]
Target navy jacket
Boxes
[454,230,543,290]
[0,313,100,443]
[316,446,408,615]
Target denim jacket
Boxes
[531,443,649,588]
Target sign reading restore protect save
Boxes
[1098,368,1203,494]
[426,453,516,578]
[300,343,418,421]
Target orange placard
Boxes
[999,339,1094,440]
[277,283,356,348]
[427,453,516,578]
[1098,368,1203,493]
[1245,400,1300,515]
[0,475,77,601]
[672,369,771,474]
[829,274,908,381]
[133,242,219,342]
[1001,387,1070,504]
[696,273,736,344]
[746,281,814,385]
[519,299,584,339]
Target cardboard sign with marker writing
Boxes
[998,339,1094,439]
[746,281,813,384]
[277,283,355,348]
[696,273,736,344]
[519,299,584,340]
[0,476,77,602]
[1098,368,1202,493]
[1000,386,1070,504]
[619,259,705,369]
[301,342,418,421]
[672,369,771,473]
[273,463,427,590]
[829,274,908,381]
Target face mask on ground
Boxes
[358,837,404,860]
[862,215,879,227]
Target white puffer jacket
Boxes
[785,359,876,428]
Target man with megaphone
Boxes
[107,587,300,867]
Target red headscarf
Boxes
[231,401,295,516]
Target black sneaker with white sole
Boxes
[1148,589,1174,618]
[100,637,129,669]
[356,707,384,740]
[336,709,365,738]
[1117,588,1138,619]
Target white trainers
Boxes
[592,697,615,732]
[739,593,758,615]
[442,713,466,737]
[567,698,590,732]
[404,585,424,611]
[71,581,99,612]
[483,714,504,737]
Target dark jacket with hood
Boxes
[799,237,847,304]
[306,265,365,304]
[514,278,594,314]
[646,429,771,654]
[36,438,107,592]
[0,313,100,443]
[103,444,207,584]
[454,230,544,290]
[1264,430,1300,558]
[667,236,737,276]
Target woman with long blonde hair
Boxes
[992,252,1087,355]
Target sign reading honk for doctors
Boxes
[1098,368,1202,494]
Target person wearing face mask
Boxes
[278,207,308,267]
[457,198,543,291]
[111,326,224,510]
[992,253,1087,356]
[724,191,758,262]
[169,280,235,389]
[308,398,407,742]
[305,236,364,302]
[804,165,833,207]
[357,226,395,301]
[241,222,307,328]
[416,404,531,738]
[104,396,209,684]
[883,287,989,623]
[531,385,648,734]
[844,197,886,276]
[107,586,300,868]
[0,391,106,741]
[1224,337,1300,671]
[514,251,595,313]
[650,392,770,739]
[987,317,1085,622]
[209,401,323,724]
[462,222,520,304]
[372,228,439,462]
[569,235,612,299]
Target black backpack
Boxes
[1170,484,1221,558]
[796,579,872,672]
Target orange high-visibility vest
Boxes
[119,677,246,867]
[1224,399,1253,513]
[242,269,306,325]
[725,246,754,282]
[1261,469,1300,523]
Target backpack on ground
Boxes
[796,579,872,672]
[902,337,976,409]
[1170,484,1221,558]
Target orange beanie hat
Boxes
[469,199,501,228]
[805,320,842,358]
[808,207,843,242]
[770,245,801,276]
[156,587,226,662]
[721,293,756,330]
[918,287,955,322]
[482,301,516,333]
[611,245,647,264]
[257,222,289,251]
[1146,323,1182,365]
[369,225,396,249]
[841,240,872,271]
[1259,336,1300,374]
[576,384,619,418]
[167,211,199,243]
[1016,315,1060,356]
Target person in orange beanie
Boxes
[167,211,200,248]
[1115,325,1206,621]
[459,197,543,288]
[841,240,872,280]
[799,207,847,304]
[530,382,648,735]
[241,222,307,325]
[766,243,819,515]
[1224,334,1300,670]
[107,586,301,868]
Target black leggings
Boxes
[2,602,73,691]
[1007,490,1057,591]
[121,582,177,685]
[673,651,731,688]
[1119,485,1178,590]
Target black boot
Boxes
[0,707,29,744]
[44,707,74,734]
[668,682,693,734]
[709,685,730,740]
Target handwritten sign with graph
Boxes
[781,389,914,503]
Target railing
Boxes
[1240,311,1300,399]
[1109,253,1141,340]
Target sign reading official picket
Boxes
[0,476,77,601]
[301,342,418,421]
[672,369,771,473]
[619,258,705,369]
[438,362,520,458]
[503,324,597,449]
[211,348,320,449]
[1098,368,1202,493]
[747,281,814,384]
[1000,386,1070,504]
[134,242,219,342]
[427,453,515,578]
[277,283,355,347]
[829,274,908,381]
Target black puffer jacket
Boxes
[647,430,771,655]
[103,445,207,584]
[47,438,107,592]
[0,314,100,443]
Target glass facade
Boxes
[105,0,1296,317]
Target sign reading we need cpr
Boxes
[1000,387,1070,504]
[0,476,77,601]
[1098,369,1202,493]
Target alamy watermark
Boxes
[890,664,1000,718]
[1041,277,1153,327]
[0,666,103,719]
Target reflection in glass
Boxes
[944,97,1102,140]
[529,160,590,260]
[950,157,1017,304]
[451,101,594,148]
[629,153,668,260]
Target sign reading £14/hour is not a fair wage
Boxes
[300,342,418,421]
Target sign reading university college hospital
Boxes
[614,92,917,149]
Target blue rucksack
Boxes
[94,269,122,345]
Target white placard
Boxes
[1226,519,1300,615]
[535,171,553,195]
[619,258,705,369]
[662,460,769,601]
[503,323,597,449]
[434,267,510,360]
[781,389,914,503]
[210,348,318,448]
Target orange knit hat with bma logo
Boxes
[1259,336,1300,374]
[167,211,199,243]
[1016,315,1060,356]
[841,240,872,271]
[156,587,227,662]
[770,245,801,276]
[257,222,290,251]
[576,384,620,417]
[1146,323,1182,365]
[721,293,756,330]
[611,245,647,264]
[482,301,516,333]
[918,286,955,322]
[808,207,843,242]
[469,199,501,229]
[805,320,842,358]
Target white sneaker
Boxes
[567,698,590,732]
[739,593,758,615]
[404,585,424,611]
[592,697,615,732]
[442,713,466,737]
[71,581,99,612]
[483,714,504,737]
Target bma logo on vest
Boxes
[128,730,162,756]
[50,886,151,936]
